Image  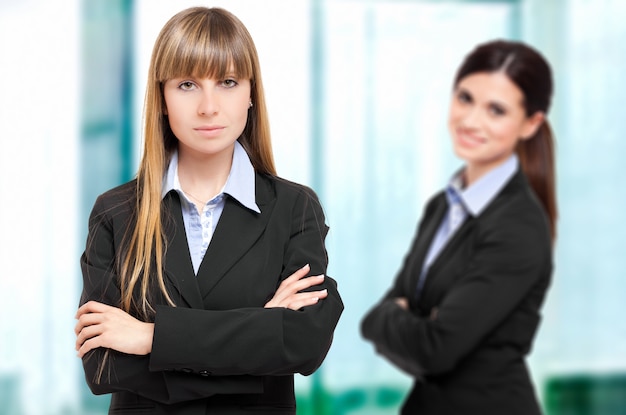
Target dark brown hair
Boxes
[454,40,557,241]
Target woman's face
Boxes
[163,71,251,160]
[448,71,543,182]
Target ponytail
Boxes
[516,121,557,242]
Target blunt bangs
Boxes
[154,10,255,83]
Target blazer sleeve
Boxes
[358,201,432,377]
[361,201,552,376]
[149,185,344,377]
[79,193,263,404]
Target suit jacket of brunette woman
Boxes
[361,169,552,415]
[79,171,343,415]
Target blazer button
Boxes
[199,370,211,377]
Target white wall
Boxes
[0,0,81,413]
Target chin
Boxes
[452,146,474,163]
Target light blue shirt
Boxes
[416,154,519,298]
[162,141,260,274]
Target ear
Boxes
[520,111,545,141]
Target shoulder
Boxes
[257,173,323,206]
[89,179,138,221]
[486,171,547,224]
[256,174,328,232]
[424,191,447,217]
[478,171,551,251]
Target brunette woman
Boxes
[362,39,556,415]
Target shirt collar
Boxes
[447,154,518,217]
[162,141,260,213]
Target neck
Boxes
[463,165,485,187]
[177,145,234,203]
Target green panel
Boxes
[545,374,626,415]
[297,385,405,414]
[0,374,22,415]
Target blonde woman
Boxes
[75,7,343,414]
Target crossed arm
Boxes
[75,263,328,358]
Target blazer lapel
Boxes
[408,194,448,294]
[420,211,476,300]
[196,175,276,298]
[416,171,524,301]
[162,192,204,309]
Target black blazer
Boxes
[79,173,343,414]
[361,170,552,415]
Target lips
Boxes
[456,128,485,147]
[195,125,224,131]
[194,125,225,137]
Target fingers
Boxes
[74,307,107,353]
[266,271,325,309]
[75,300,114,319]
[266,288,328,310]
[282,288,328,311]
[394,297,409,310]
[277,274,325,297]
[77,339,93,358]
[282,263,311,284]
[74,301,119,339]
[74,311,101,336]
[74,303,155,357]
[278,264,324,292]
[75,324,104,357]
[265,263,329,310]
[275,265,321,294]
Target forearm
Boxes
[150,281,343,377]
[361,299,426,375]
[82,347,263,403]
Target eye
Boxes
[177,81,197,91]
[488,103,506,116]
[456,90,472,104]
[221,78,239,88]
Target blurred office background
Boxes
[0,0,624,413]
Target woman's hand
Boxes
[74,301,155,358]
[265,264,327,310]
[394,297,409,310]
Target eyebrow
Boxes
[488,102,508,114]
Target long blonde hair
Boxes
[121,7,276,320]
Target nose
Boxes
[198,89,219,116]
[461,106,481,129]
